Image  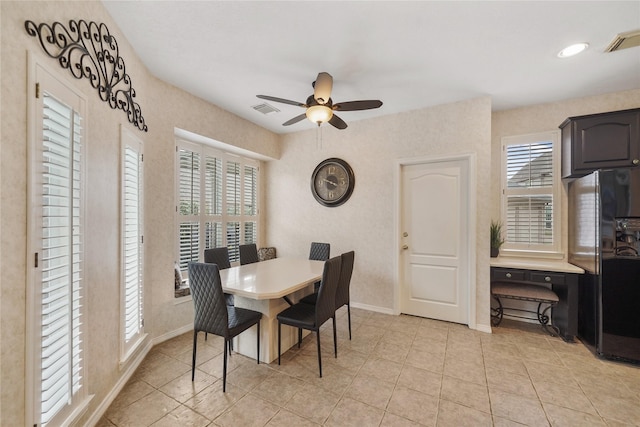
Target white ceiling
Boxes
[102,1,640,134]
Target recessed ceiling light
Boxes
[557,43,589,58]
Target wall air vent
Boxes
[606,29,640,52]
[252,103,280,115]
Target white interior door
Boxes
[400,158,469,324]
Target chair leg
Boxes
[347,303,352,340]
[277,321,281,365]
[298,328,302,348]
[223,338,228,392]
[332,315,337,358]
[256,321,260,364]
[316,330,323,378]
[191,331,198,381]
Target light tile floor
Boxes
[99,308,640,426]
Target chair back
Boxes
[309,242,330,261]
[315,256,342,326]
[189,262,229,337]
[204,247,231,269]
[239,243,259,265]
[336,251,355,308]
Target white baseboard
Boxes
[152,323,193,346]
[474,323,493,334]
[350,301,394,315]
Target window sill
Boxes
[58,394,94,427]
[119,333,148,370]
[498,248,564,260]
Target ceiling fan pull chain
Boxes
[316,125,323,150]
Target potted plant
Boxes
[490,220,504,258]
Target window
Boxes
[501,131,561,255]
[176,139,260,282]
[27,62,89,426]
[121,127,145,362]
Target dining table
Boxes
[219,257,325,363]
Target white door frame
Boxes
[393,153,477,330]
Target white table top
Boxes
[490,257,584,274]
[220,257,325,300]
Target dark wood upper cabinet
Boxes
[560,108,640,178]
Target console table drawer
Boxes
[530,272,565,285]
[492,269,526,281]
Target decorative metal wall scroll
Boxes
[25,19,148,132]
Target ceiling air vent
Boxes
[606,29,640,52]
[252,103,280,115]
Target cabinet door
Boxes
[573,110,640,173]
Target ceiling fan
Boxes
[256,72,383,130]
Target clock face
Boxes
[311,158,355,207]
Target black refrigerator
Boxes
[568,168,640,363]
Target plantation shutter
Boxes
[178,148,200,269]
[226,161,241,261]
[38,91,85,426]
[504,140,554,247]
[174,140,261,280]
[226,160,241,215]
[243,165,258,244]
[204,155,223,249]
[122,132,144,358]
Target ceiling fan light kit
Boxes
[306,104,333,125]
[257,72,383,130]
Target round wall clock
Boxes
[311,158,355,207]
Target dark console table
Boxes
[490,259,583,342]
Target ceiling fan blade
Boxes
[333,100,383,111]
[313,72,333,105]
[256,95,306,108]
[328,114,348,130]
[282,113,307,126]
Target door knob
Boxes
[633,159,639,165]
[402,245,409,250]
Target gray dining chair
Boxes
[189,262,262,392]
[277,255,341,377]
[309,242,330,261]
[301,251,355,340]
[239,243,259,265]
[204,247,231,269]
[204,246,234,306]
[309,242,330,291]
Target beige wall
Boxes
[265,97,493,327]
[0,2,278,425]
[491,89,640,258]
